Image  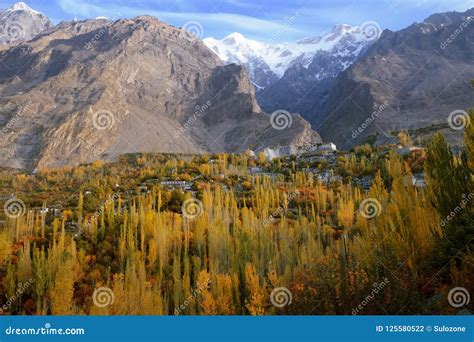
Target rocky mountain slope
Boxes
[318,8,474,148]
[204,24,376,120]
[0,2,52,45]
[0,15,320,170]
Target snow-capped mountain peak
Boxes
[203,24,377,88]
[0,2,52,45]
[222,32,246,44]
[7,2,41,15]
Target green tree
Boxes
[425,132,472,266]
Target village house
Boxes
[160,180,192,190]
[302,142,338,159]
[318,143,337,153]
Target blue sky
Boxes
[1,0,473,42]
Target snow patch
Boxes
[203,24,375,79]
[7,2,42,15]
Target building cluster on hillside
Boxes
[160,180,192,190]
[245,142,338,162]
[317,143,337,153]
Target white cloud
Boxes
[56,0,303,40]
[54,0,474,42]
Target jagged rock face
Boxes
[319,8,474,148]
[0,2,52,45]
[0,16,321,170]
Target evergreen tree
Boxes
[425,132,473,267]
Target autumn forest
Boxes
[0,115,472,316]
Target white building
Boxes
[396,146,425,156]
[318,143,337,152]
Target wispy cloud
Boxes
[55,0,304,40]
[3,0,472,42]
